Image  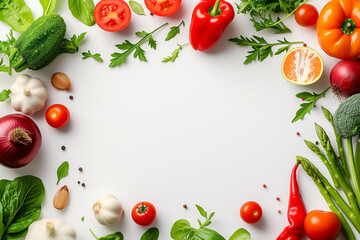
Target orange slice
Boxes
[282,47,323,85]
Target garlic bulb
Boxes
[93,194,124,225]
[25,218,76,240]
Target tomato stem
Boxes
[11,127,32,145]
[137,203,149,214]
[209,0,221,17]
[341,18,357,35]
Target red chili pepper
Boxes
[189,0,234,51]
[276,163,307,240]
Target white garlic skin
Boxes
[93,194,124,225]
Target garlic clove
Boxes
[93,194,124,225]
[53,185,70,210]
[51,72,71,91]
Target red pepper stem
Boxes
[209,0,221,17]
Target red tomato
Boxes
[240,201,262,224]
[295,4,318,27]
[94,0,131,32]
[144,0,181,16]
[131,201,156,226]
[45,104,70,128]
[304,210,341,240]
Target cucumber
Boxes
[9,14,66,72]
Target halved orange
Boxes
[281,47,323,85]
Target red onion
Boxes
[0,114,41,168]
[330,59,360,98]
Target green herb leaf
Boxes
[196,205,207,218]
[229,228,251,240]
[141,227,159,240]
[129,0,146,15]
[0,0,34,32]
[0,59,11,75]
[197,228,225,240]
[0,89,11,102]
[39,0,57,15]
[292,87,331,123]
[0,30,16,55]
[165,21,185,41]
[170,219,194,240]
[162,43,188,63]
[81,216,84,221]
[68,0,95,26]
[61,32,86,54]
[82,50,103,62]
[56,161,69,185]
[90,229,124,240]
[110,23,168,68]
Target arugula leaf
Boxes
[141,227,159,240]
[162,43,188,63]
[229,35,303,64]
[82,50,103,62]
[61,32,86,53]
[109,23,168,68]
[39,0,57,15]
[0,0,34,32]
[229,228,251,240]
[56,161,69,185]
[0,89,11,102]
[68,0,95,26]
[292,87,331,123]
[165,21,185,41]
[129,0,146,15]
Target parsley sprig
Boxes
[229,35,303,64]
[0,30,16,74]
[61,32,87,54]
[0,89,11,102]
[82,50,103,62]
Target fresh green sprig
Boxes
[165,21,185,41]
[109,23,168,68]
[0,89,11,102]
[229,35,303,64]
[61,32,86,54]
[82,50,103,62]
[162,43,189,63]
[90,229,123,240]
[292,87,331,123]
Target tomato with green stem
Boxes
[240,201,262,224]
[144,0,181,16]
[304,210,341,240]
[131,201,156,226]
[295,4,318,27]
[94,0,131,32]
[45,104,70,128]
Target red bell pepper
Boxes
[189,0,234,51]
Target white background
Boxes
[0,0,354,239]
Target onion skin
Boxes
[330,59,360,98]
[0,114,41,168]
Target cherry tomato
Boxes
[295,4,318,27]
[144,0,181,17]
[45,104,70,128]
[304,210,341,240]
[240,201,262,224]
[131,201,156,226]
[94,0,131,32]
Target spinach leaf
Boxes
[56,161,69,185]
[68,0,95,26]
[39,0,57,15]
[0,0,34,32]
[0,176,45,239]
[141,227,159,240]
[90,229,124,240]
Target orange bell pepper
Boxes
[317,0,360,59]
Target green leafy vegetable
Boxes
[109,22,168,68]
[39,0,57,15]
[237,0,307,33]
[165,21,185,41]
[56,161,69,185]
[170,205,225,240]
[90,229,124,240]
[129,0,146,15]
[0,89,11,102]
[0,175,45,240]
[229,35,303,64]
[61,32,87,54]
[0,0,34,32]
[229,228,251,240]
[68,0,95,26]
[162,43,189,63]
[141,227,159,240]
[292,87,331,123]
[82,50,103,62]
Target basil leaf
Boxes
[39,0,57,15]
[0,89,11,102]
[56,161,69,185]
[229,228,251,240]
[170,219,194,240]
[0,0,34,32]
[99,232,124,240]
[141,227,159,240]
[129,0,146,15]
[68,0,95,26]
[196,205,207,218]
[197,228,225,240]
